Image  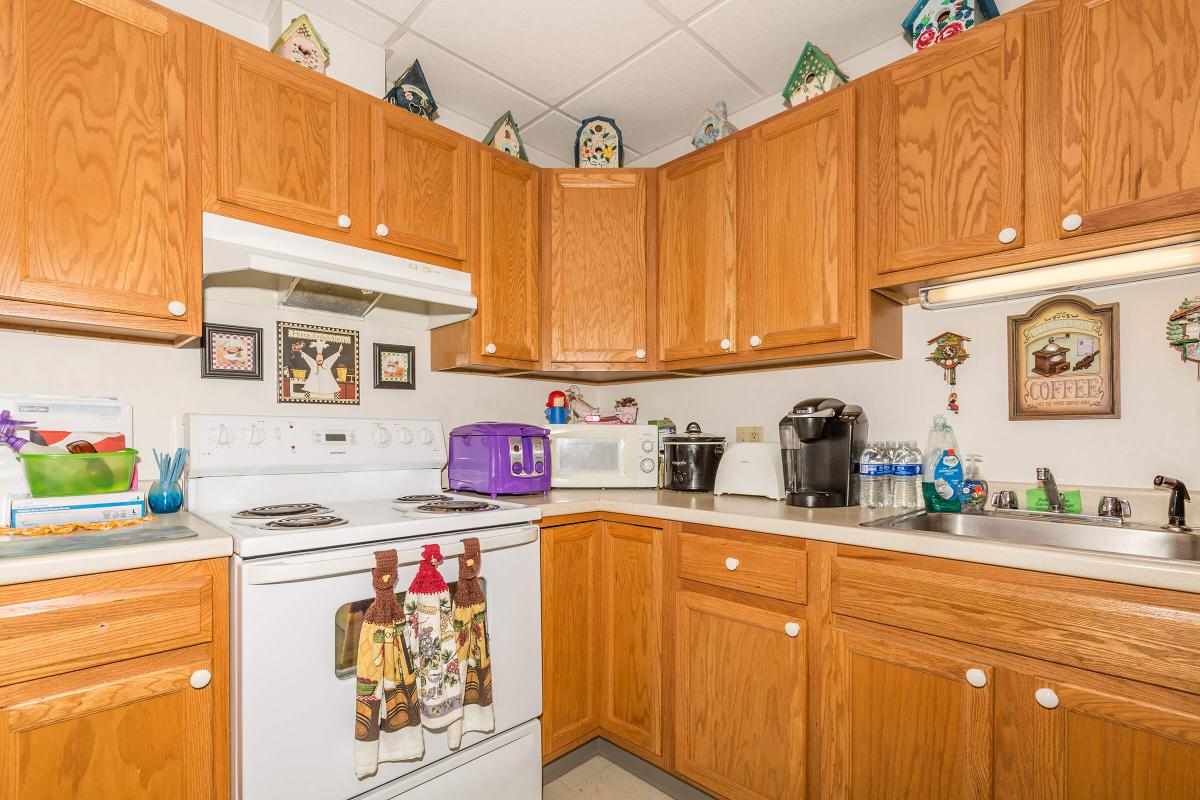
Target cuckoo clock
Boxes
[903,0,1000,52]
[483,111,529,161]
[691,100,737,149]
[385,59,438,119]
[271,14,330,74]
[575,116,623,168]
[782,42,849,107]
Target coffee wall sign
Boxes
[1007,295,1119,420]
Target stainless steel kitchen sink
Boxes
[862,510,1200,562]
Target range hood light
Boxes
[919,241,1200,310]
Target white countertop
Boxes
[0,510,233,586]
[508,489,1200,594]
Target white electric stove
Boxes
[186,414,543,800]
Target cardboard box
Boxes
[9,490,146,529]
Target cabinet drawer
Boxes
[677,526,806,603]
[831,547,1200,694]
[0,562,214,687]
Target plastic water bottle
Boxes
[881,441,897,508]
[859,441,891,509]
[892,440,924,510]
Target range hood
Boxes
[201,213,476,329]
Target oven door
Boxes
[232,524,541,800]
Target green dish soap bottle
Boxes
[960,454,989,514]
[922,414,963,512]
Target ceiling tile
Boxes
[691,0,913,92]
[561,32,756,153]
[657,0,720,21]
[386,35,548,127]
[520,111,584,167]
[352,0,423,24]
[410,0,674,105]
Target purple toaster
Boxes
[447,423,551,497]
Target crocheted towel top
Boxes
[453,538,484,606]
[364,549,403,624]
[408,543,449,594]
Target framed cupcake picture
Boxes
[374,343,416,390]
[202,324,262,380]
[575,116,623,168]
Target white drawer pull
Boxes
[337,214,352,229]
[725,556,740,571]
[1035,687,1059,709]
[965,668,987,688]
[167,300,187,317]
[749,335,762,348]
[635,348,646,360]
[376,223,390,237]
[484,343,497,355]
[999,227,1018,244]
[784,621,801,638]
[1061,214,1083,232]
[720,338,732,351]
[190,669,212,690]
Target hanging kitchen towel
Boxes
[354,550,424,778]
[448,538,495,750]
[405,544,464,729]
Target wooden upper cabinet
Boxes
[658,141,737,362]
[545,170,654,366]
[1059,0,1200,238]
[477,149,540,364]
[0,0,199,334]
[741,89,857,351]
[875,15,1025,274]
[216,37,350,231]
[370,104,468,260]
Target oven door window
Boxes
[557,439,621,473]
[333,579,487,679]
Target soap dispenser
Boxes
[960,454,988,514]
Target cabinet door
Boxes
[741,89,857,351]
[674,589,806,800]
[1059,0,1200,237]
[216,37,350,230]
[478,149,540,364]
[0,648,214,800]
[658,141,737,362]
[547,171,652,365]
[541,522,601,757]
[825,628,993,800]
[996,669,1200,800]
[371,105,468,260]
[598,522,664,756]
[0,0,197,326]
[876,16,1024,273]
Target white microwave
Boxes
[548,424,659,488]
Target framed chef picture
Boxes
[202,323,262,380]
[374,343,416,390]
[1008,295,1120,420]
[277,321,360,405]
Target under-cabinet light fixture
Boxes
[919,241,1200,310]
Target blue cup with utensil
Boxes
[148,448,187,514]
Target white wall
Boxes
[591,275,1200,490]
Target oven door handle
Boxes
[243,525,538,585]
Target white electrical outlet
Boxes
[736,426,763,443]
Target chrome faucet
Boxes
[1037,467,1064,513]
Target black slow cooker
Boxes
[662,422,726,492]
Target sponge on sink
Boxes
[1024,488,1083,514]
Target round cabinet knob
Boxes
[371,424,392,448]
[725,557,740,571]
[1035,687,1060,709]
[640,458,655,473]
[167,300,187,317]
[720,338,732,351]
[397,427,414,445]
[784,621,801,638]
[965,668,988,688]
[999,227,1018,244]
[749,335,763,348]
[1061,214,1083,232]
[189,669,212,690]
[376,223,390,237]
[337,214,352,229]
[635,348,646,360]
[484,343,498,355]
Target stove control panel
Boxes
[186,414,446,477]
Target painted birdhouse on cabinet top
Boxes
[385,59,438,119]
[483,111,529,161]
[575,116,623,168]
[903,0,1001,52]
[271,14,330,74]
[782,42,849,107]
[691,100,737,149]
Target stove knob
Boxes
[247,425,263,446]
[418,428,434,445]
[397,427,414,445]
[371,424,392,448]
[641,458,655,473]
[211,424,230,446]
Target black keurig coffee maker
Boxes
[779,397,867,508]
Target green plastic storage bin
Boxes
[20,449,138,498]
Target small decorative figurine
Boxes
[691,101,737,149]
[483,110,529,161]
[927,331,971,413]
[614,397,639,425]
[947,392,960,414]
[782,43,849,107]
[575,116,623,168]
[545,390,570,424]
[564,385,601,421]
[385,60,437,119]
[271,14,330,74]
[1167,296,1200,379]
[903,0,1000,52]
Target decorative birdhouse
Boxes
[385,59,437,119]
[782,42,848,107]
[903,0,1000,52]
[691,100,737,149]
[1166,296,1200,379]
[271,14,330,74]
[1031,337,1071,377]
[483,111,528,161]
[575,116,623,168]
